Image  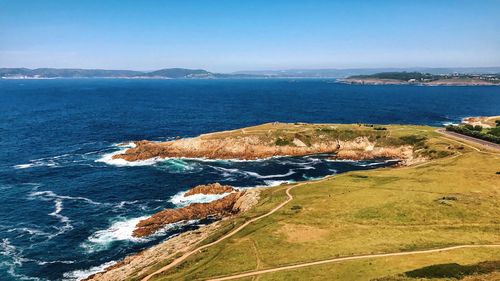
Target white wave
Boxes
[443,121,459,126]
[207,165,245,177]
[0,239,41,281]
[27,191,80,237]
[7,227,52,238]
[115,200,140,209]
[81,216,200,253]
[14,161,57,169]
[263,180,296,187]
[62,260,117,281]
[29,190,103,205]
[13,153,75,169]
[95,142,163,167]
[82,216,149,253]
[244,169,295,179]
[325,159,356,163]
[49,199,73,233]
[302,175,327,181]
[295,165,315,170]
[169,191,232,207]
[353,159,399,167]
[35,259,75,265]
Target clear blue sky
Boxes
[0,0,499,72]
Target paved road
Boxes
[437,129,500,151]
[207,244,500,281]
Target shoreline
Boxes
[83,122,464,280]
[82,159,406,281]
[340,78,500,86]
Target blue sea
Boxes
[0,79,499,280]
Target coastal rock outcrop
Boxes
[112,123,422,165]
[184,183,236,197]
[113,136,340,161]
[133,192,242,237]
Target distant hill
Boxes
[343,71,500,86]
[2,67,500,79]
[233,67,500,78]
[0,68,232,79]
[145,68,212,78]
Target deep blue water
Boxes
[0,79,499,280]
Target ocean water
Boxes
[0,79,499,280]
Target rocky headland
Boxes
[86,124,451,281]
[112,123,425,165]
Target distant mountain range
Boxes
[0,68,261,79]
[1,67,499,79]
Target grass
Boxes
[201,122,451,159]
[143,124,499,281]
[257,248,500,281]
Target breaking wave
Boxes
[263,180,296,187]
[62,260,116,281]
[169,191,232,207]
[81,216,149,253]
[244,169,296,179]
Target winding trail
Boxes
[142,181,311,281]
[207,244,500,281]
[141,132,498,281]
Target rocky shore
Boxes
[85,222,222,281]
[112,123,421,164]
[86,184,260,280]
[134,192,240,237]
[183,182,235,196]
[86,123,437,280]
[133,184,259,238]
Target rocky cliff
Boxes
[133,192,241,237]
[184,183,236,197]
[112,123,418,163]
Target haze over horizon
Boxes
[1,0,499,72]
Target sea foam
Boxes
[82,216,149,253]
[169,191,232,207]
[62,260,117,281]
[95,142,164,166]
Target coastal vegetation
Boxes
[344,72,500,86]
[113,122,451,164]
[90,123,499,281]
[446,117,500,144]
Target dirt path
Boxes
[207,244,500,281]
[141,181,314,281]
[141,131,498,281]
[437,129,500,151]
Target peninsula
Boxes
[88,122,500,281]
[342,72,500,86]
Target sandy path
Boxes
[207,244,500,281]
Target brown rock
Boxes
[133,192,242,237]
[184,183,236,197]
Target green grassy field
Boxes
[140,125,499,281]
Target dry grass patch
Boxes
[276,223,329,243]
